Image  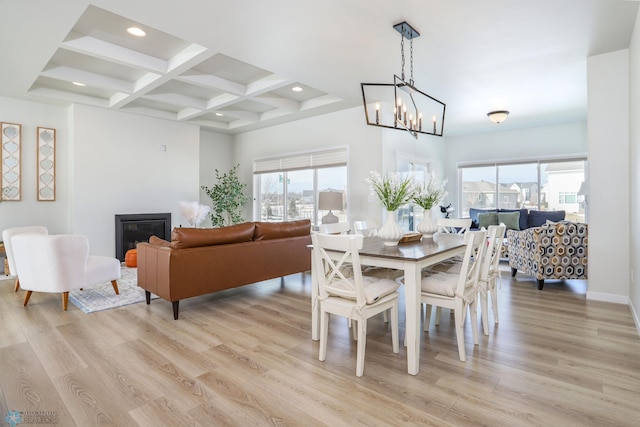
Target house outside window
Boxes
[458,158,587,222]
[254,148,348,226]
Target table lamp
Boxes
[318,191,343,224]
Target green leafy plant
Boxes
[413,179,448,210]
[366,171,416,211]
[201,164,250,227]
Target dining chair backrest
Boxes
[455,230,487,297]
[479,224,506,283]
[353,220,379,237]
[437,217,472,234]
[311,233,366,305]
[318,222,350,235]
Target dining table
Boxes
[310,234,466,375]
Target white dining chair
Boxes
[353,220,379,237]
[436,217,472,234]
[312,232,400,377]
[419,229,487,362]
[318,222,350,235]
[478,224,506,336]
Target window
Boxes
[458,158,587,223]
[254,148,348,225]
[396,154,432,232]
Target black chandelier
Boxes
[361,21,446,139]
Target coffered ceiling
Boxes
[0,0,638,136]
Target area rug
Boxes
[68,266,157,313]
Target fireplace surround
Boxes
[115,213,171,261]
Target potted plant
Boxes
[201,164,250,227]
[366,171,415,246]
[412,179,448,237]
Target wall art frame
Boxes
[37,127,56,201]
[1,122,22,201]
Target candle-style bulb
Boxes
[375,103,380,125]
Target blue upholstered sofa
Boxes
[468,208,566,231]
[467,208,566,258]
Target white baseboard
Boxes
[586,291,629,305]
[631,301,640,338]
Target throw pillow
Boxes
[478,212,499,229]
[527,210,566,228]
[498,211,520,230]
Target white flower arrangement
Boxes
[366,171,416,211]
[179,201,211,227]
[413,179,448,210]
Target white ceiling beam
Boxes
[245,74,293,96]
[176,107,205,121]
[178,74,246,96]
[217,110,260,122]
[252,95,300,112]
[205,93,241,110]
[40,66,133,93]
[167,44,209,73]
[143,92,207,109]
[62,34,167,73]
[28,87,109,107]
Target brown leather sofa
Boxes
[137,219,311,319]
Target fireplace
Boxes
[115,213,171,261]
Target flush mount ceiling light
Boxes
[361,21,446,139]
[487,110,509,124]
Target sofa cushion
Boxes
[469,208,497,229]
[527,210,566,228]
[499,208,528,230]
[478,212,499,229]
[498,211,520,230]
[170,222,256,249]
[254,219,311,240]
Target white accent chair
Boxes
[11,233,121,311]
[312,232,400,377]
[419,229,487,362]
[2,226,48,292]
[478,224,506,336]
[353,220,379,237]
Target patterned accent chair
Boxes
[507,222,588,290]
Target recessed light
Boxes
[72,81,86,86]
[215,112,224,117]
[127,27,146,37]
[292,86,303,92]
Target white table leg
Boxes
[404,263,421,375]
[311,247,320,341]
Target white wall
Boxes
[198,129,234,228]
[629,8,640,333]
[587,50,630,304]
[234,106,448,227]
[70,104,201,256]
[0,97,70,234]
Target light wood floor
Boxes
[1,265,639,426]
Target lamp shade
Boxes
[318,191,343,211]
[487,110,509,124]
